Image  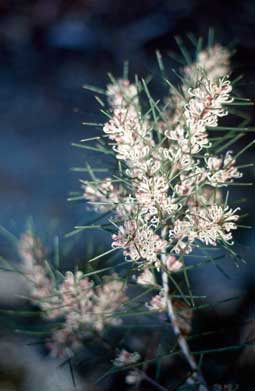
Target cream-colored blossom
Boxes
[165,255,183,272]
[94,277,127,331]
[169,220,194,255]
[125,369,143,385]
[85,47,240,269]
[103,108,147,143]
[18,233,53,302]
[182,77,233,153]
[107,79,138,109]
[136,269,156,286]
[192,205,240,245]
[113,349,140,367]
[170,205,240,254]
[206,151,242,186]
[146,289,166,312]
[184,44,231,82]
[83,178,121,212]
[112,220,167,266]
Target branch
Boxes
[161,228,209,391]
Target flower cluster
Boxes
[163,44,231,136]
[83,41,241,273]
[18,232,53,303]
[113,349,140,367]
[47,272,127,357]
[112,220,167,268]
[169,205,240,254]
[113,349,142,386]
[136,269,156,286]
[83,177,121,212]
[18,233,127,357]
[206,151,242,186]
[184,44,231,83]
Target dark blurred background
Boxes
[0,1,255,390]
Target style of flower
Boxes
[103,108,147,144]
[169,220,194,255]
[136,176,166,209]
[164,45,231,149]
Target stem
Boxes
[160,228,208,391]
[142,371,169,391]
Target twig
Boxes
[161,228,208,391]
[142,371,169,391]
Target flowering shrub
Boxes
[83,48,242,270]
[79,39,252,389]
[7,36,254,390]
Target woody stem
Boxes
[160,227,208,390]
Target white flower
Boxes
[187,205,240,246]
[166,75,233,156]
[19,247,127,358]
[136,269,156,286]
[206,151,242,186]
[135,175,168,212]
[83,178,121,212]
[174,167,206,196]
[94,276,127,331]
[112,220,167,266]
[169,205,240,254]
[165,255,183,272]
[125,369,142,385]
[146,289,166,312]
[169,220,195,255]
[47,327,82,358]
[18,233,53,303]
[83,44,241,272]
[103,107,147,143]
[183,76,233,153]
[184,44,231,82]
[107,79,138,109]
[113,349,140,367]
[126,157,161,179]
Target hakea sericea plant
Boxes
[79,41,251,390]
[84,49,241,262]
[18,232,127,358]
